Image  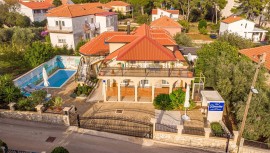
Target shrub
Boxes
[218,32,254,49]
[154,94,173,110]
[51,146,69,153]
[17,98,38,111]
[178,20,190,32]
[173,33,193,47]
[210,122,224,135]
[169,89,185,109]
[53,96,63,108]
[135,14,149,24]
[74,84,92,96]
[75,40,87,55]
[0,139,8,153]
[31,90,47,103]
[199,27,208,35]
[198,19,207,30]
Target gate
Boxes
[78,116,153,139]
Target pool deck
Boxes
[47,76,94,115]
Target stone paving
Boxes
[82,102,155,122]
[183,108,205,128]
[46,77,94,115]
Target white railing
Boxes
[47,26,73,32]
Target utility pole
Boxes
[236,53,266,153]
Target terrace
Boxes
[99,67,193,78]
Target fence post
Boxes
[204,127,211,138]
[233,131,239,142]
[150,118,156,136]
[63,107,71,126]
[177,125,184,136]
[35,104,44,114]
[8,102,16,111]
[77,114,81,128]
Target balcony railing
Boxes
[47,26,73,33]
[98,67,193,78]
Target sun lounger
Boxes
[27,83,44,90]
[23,86,36,93]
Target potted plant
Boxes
[117,62,122,69]
[188,71,193,77]
[170,62,175,69]
[53,96,63,111]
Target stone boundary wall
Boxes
[242,146,270,153]
[0,109,69,126]
[154,131,237,152]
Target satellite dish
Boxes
[187,53,192,62]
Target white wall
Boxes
[152,8,179,21]
[219,19,255,40]
[18,4,34,21]
[96,15,118,33]
[49,33,75,49]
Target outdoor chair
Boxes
[27,83,44,90]
[23,86,36,93]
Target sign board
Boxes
[208,102,224,111]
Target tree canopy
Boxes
[196,41,270,143]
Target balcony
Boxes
[47,26,73,33]
[98,67,193,78]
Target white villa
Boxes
[151,8,179,21]
[219,16,267,42]
[18,0,73,22]
[46,3,118,49]
[105,1,132,15]
[78,24,193,103]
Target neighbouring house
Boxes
[179,46,199,62]
[18,0,74,22]
[151,8,179,21]
[46,3,118,49]
[105,0,132,15]
[150,16,182,36]
[239,45,270,85]
[239,45,270,72]
[78,24,194,103]
[219,16,268,42]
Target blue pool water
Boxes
[39,69,76,88]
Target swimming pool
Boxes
[39,69,76,88]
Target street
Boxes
[0,118,216,153]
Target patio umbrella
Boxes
[182,84,190,121]
[42,67,50,93]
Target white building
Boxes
[18,0,73,22]
[219,16,267,42]
[105,1,132,15]
[46,3,118,49]
[151,8,179,21]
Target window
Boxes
[154,61,159,64]
[162,80,169,85]
[33,10,41,13]
[61,21,65,26]
[245,23,247,28]
[141,80,149,85]
[154,17,156,20]
[85,33,90,39]
[170,14,172,18]
[90,18,94,23]
[55,21,59,26]
[58,39,66,43]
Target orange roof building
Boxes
[150,16,182,36]
[240,45,270,71]
[152,8,179,21]
[104,0,132,15]
[80,24,185,62]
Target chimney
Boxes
[127,21,130,35]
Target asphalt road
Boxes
[0,118,217,153]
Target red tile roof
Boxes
[46,4,108,17]
[96,12,116,16]
[174,50,185,61]
[19,0,54,9]
[106,1,130,6]
[151,16,182,28]
[80,32,127,55]
[240,45,270,70]
[152,8,179,15]
[221,16,243,24]
[80,24,184,62]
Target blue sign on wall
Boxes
[208,102,224,111]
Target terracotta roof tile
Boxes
[106,1,130,6]
[47,4,107,17]
[106,35,139,43]
[80,32,127,55]
[174,50,185,61]
[19,1,54,9]
[151,16,182,28]
[104,50,120,61]
[116,35,176,61]
[221,16,243,24]
[152,8,179,15]
[154,38,176,45]
[240,45,270,70]
[96,12,116,16]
